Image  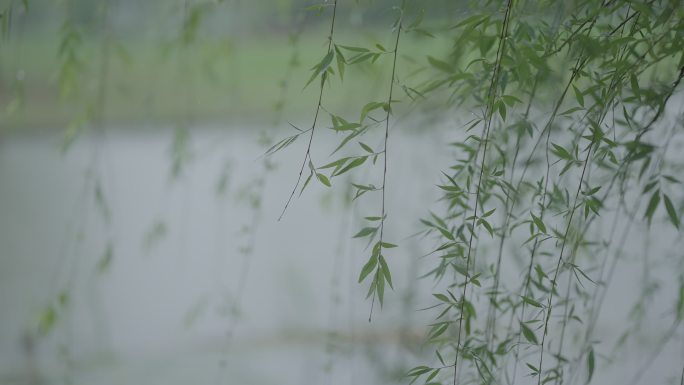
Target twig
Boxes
[369,3,403,322]
[279,0,338,221]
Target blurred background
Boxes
[0,0,461,130]
[0,1,454,384]
[1,1,683,385]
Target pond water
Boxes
[0,123,681,385]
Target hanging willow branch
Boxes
[452,1,514,383]
[366,4,404,323]
[278,0,338,221]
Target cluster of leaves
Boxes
[273,0,684,384]
[283,1,418,317]
[401,1,684,385]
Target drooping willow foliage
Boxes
[2,0,683,384]
[269,0,684,384]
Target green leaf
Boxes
[299,171,313,196]
[451,263,468,278]
[482,208,496,217]
[318,50,335,71]
[521,296,544,308]
[319,157,348,170]
[496,99,507,121]
[304,50,334,88]
[478,218,494,236]
[358,254,378,283]
[413,28,435,38]
[521,322,538,344]
[359,142,374,153]
[437,226,455,241]
[630,73,640,99]
[360,101,386,123]
[435,350,446,366]
[429,322,449,340]
[531,213,547,233]
[335,45,346,80]
[379,255,393,289]
[347,52,374,64]
[572,264,596,285]
[572,85,584,107]
[365,272,378,299]
[264,135,298,156]
[551,143,573,161]
[526,363,539,375]
[644,190,660,223]
[39,306,57,335]
[427,56,453,72]
[316,173,331,187]
[407,366,432,377]
[97,243,114,273]
[586,347,595,384]
[377,270,385,306]
[663,194,679,228]
[582,186,601,196]
[338,45,369,53]
[560,107,585,116]
[353,226,377,238]
[452,14,486,29]
[58,292,69,307]
[502,94,522,106]
[425,368,440,382]
[331,127,368,155]
[330,117,361,131]
[371,241,382,257]
[433,293,450,303]
[332,156,366,176]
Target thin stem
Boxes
[279,0,337,221]
[453,1,514,383]
[507,54,586,385]
[536,138,595,385]
[369,4,403,322]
